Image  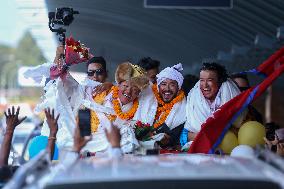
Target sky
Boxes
[0,0,28,47]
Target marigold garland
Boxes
[112,86,139,120]
[90,86,139,132]
[152,84,185,128]
[90,92,108,133]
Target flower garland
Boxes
[112,86,139,120]
[152,84,185,128]
[90,92,108,133]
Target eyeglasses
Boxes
[87,69,105,76]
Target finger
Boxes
[44,108,49,119]
[12,106,15,115]
[16,106,20,116]
[55,114,60,122]
[18,116,27,125]
[8,108,11,116]
[4,111,8,118]
[52,109,55,119]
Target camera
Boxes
[48,7,79,26]
[48,7,79,48]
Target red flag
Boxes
[248,47,284,76]
[188,57,284,154]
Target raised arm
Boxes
[44,108,60,160]
[0,107,26,166]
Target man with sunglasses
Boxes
[86,56,107,83]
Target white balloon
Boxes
[231,145,255,159]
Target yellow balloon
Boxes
[238,121,265,148]
[219,131,238,154]
[233,109,248,128]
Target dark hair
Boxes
[86,56,107,71]
[182,74,199,95]
[230,73,250,86]
[200,62,228,84]
[138,57,160,71]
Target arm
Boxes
[105,125,122,157]
[72,126,92,154]
[0,107,26,166]
[44,108,59,160]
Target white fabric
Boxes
[156,63,184,89]
[184,79,240,133]
[23,62,53,84]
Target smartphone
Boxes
[78,109,91,137]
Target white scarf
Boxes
[138,84,187,129]
[184,79,240,133]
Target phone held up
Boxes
[78,109,91,137]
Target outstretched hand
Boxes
[45,108,60,136]
[4,106,26,134]
[92,82,113,97]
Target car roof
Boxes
[45,154,284,188]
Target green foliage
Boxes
[14,30,46,65]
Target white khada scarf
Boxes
[184,78,240,133]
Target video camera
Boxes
[48,7,79,46]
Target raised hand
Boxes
[73,126,92,153]
[92,82,113,97]
[4,106,26,134]
[44,108,60,137]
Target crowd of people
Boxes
[0,45,284,186]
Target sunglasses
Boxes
[87,69,105,76]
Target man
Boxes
[230,73,263,124]
[138,57,160,83]
[84,61,152,153]
[148,63,187,149]
[180,63,240,147]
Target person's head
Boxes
[182,74,199,95]
[86,56,107,83]
[230,73,250,91]
[138,57,160,83]
[156,63,184,103]
[115,62,149,105]
[199,62,228,102]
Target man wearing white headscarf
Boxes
[144,63,187,149]
[180,62,241,148]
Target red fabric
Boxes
[256,46,284,75]
[188,53,284,154]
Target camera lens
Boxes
[62,10,74,25]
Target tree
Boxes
[14,30,46,65]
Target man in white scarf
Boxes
[146,63,187,149]
[180,63,240,147]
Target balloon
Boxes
[238,121,265,148]
[218,131,238,154]
[28,135,59,160]
[232,109,248,128]
[231,145,255,159]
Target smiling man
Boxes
[180,63,240,148]
[148,63,187,149]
